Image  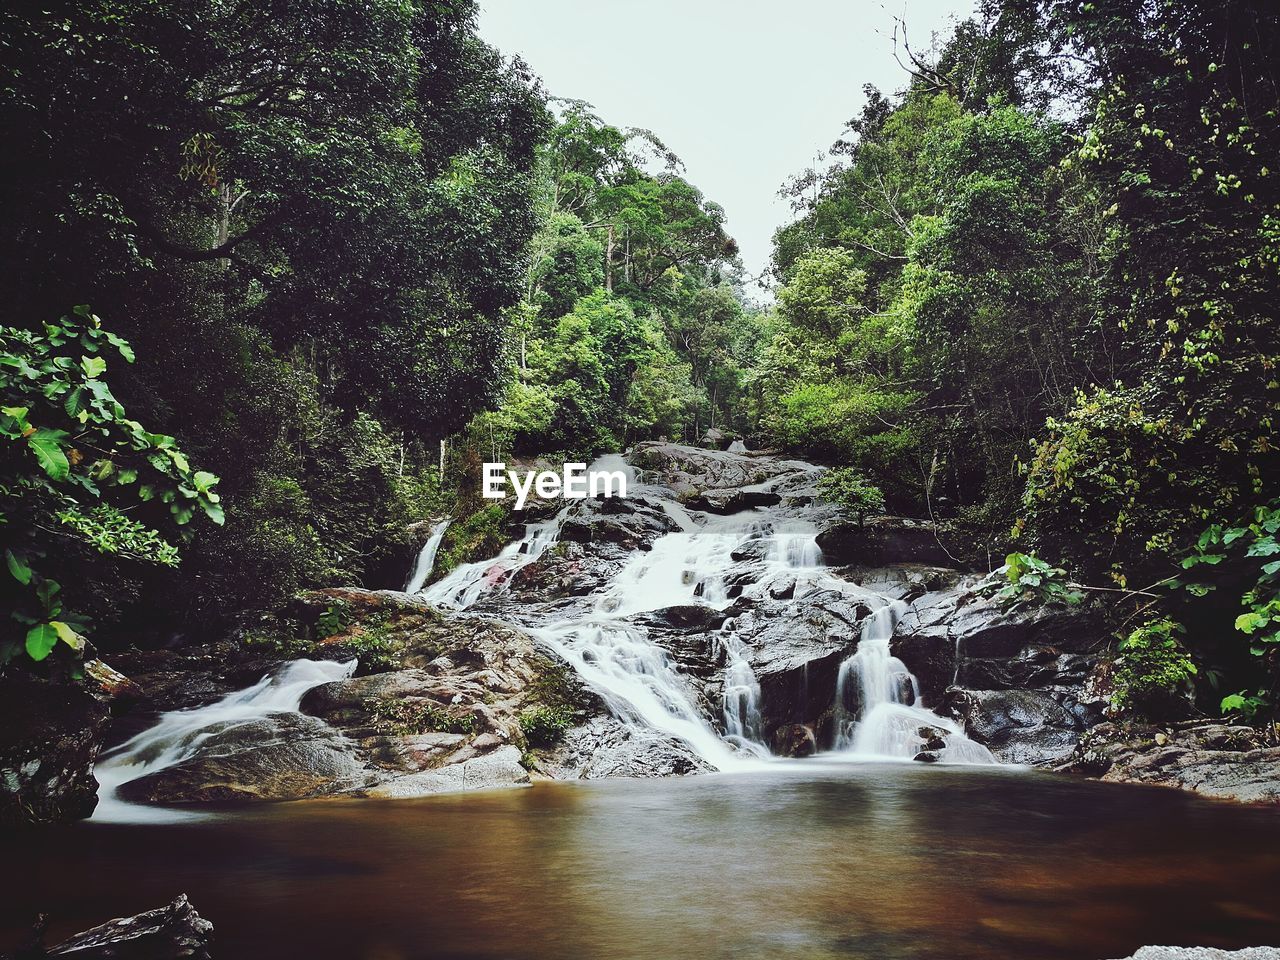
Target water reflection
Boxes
[3,766,1279,960]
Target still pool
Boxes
[3,763,1279,959]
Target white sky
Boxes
[477,0,976,298]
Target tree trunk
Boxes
[605,223,615,292]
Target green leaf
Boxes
[28,428,70,481]
[1262,560,1280,576]
[192,470,219,493]
[25,623,59,661]
[64,386,86,417]
[103,330,136,362]
[1246,537,1280,558]
[1220,693,1246,712]
[80,355,107,378]
[6,549,32,585]
[1236,611,1268,635]
[51,620,84,651]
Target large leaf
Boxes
[28,428,70,481]
[5,549,32,585]
[25,623,59,661]
[51,620,84,651]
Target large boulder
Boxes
[628,442,817,501]
[815,517,962,567]
[948,597,1102,659]
[538,716,713,778]
[0,677,109,824]
[117,712,373,803]
[943,688,1086,765]
[736,590,869,737]
[364,745,531,798]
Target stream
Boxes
[4,446,1279,958]
[5,768,1280,959]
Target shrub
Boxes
[1111,618,1197,720]
[979,552,1084,607]
[368,697,474,736]
[818,467,886,527]
[518,705,574,747]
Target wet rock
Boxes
[890,628,954,707]
[949,597,1101,659]
[118,712,373,803]
[815,517,961,567]
[0,677,109,824]
[742,594,865,734]
[917,726,947,751]
[772,724,817,758]
[944,688,1084,765]
[36,894,213,959]
[628,442,814,500]
[768,577,796,601]
[539,717,713,778]
[1066,722,1280,804]
[639,604,728,633]
[686,488,783,514]
[913,751,941,763]
[364,745,530,798]
[954,646,1095,691]
[730,538,773,563]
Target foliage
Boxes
[315,602,352,640]
[1111,618,1197,720]
[1,0,542,642]
[368,697,475,737]
[518,705,574,747]
[2,309,221,667]
[979,552,1084,608]
[434,504,511,579]
[817,468,886,527]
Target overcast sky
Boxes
[476,0,976,298]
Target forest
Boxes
[4,2,1280,957]
[5,0,1276,728]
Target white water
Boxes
[405,519,451,594]
[423,454,637,610]
[423,511,565,609]
[93,659,355,822]
[413,467,995,770]
[833,603,996,764]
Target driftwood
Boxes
[5,895,212,959]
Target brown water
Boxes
[3,763,1279,960]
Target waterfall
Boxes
[409,450,993,771]
[536,509,775,767]
[94,659,355,822]
[423,511,565,610]
[404,519,451,594]
[833,604,995,764]
[534,618,754,768]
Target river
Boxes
[4,763,1280,959]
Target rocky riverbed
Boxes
[3,442,1278,824]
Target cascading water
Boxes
[832,604,996,763]
[423,512,565,609]
[94,659,355,822]
[536,506,775,767]
[404,519,451,594]
[410,450,993,771]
